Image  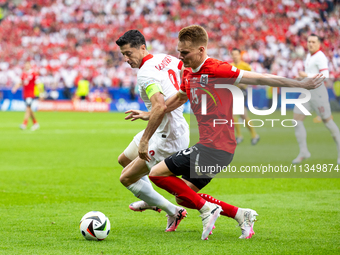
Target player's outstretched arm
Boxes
[139,92,167,162]
[240,71,325,90]
[124,91,188,122]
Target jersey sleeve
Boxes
[215,63,244,86]
[317,54,329,78]
[138,71,162,91]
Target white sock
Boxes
[141,175,154,189]
[127,179,177,215]
[294,120,308,154]
[198,201,210,214]
[325,119,340,157]
[234,208,244,223]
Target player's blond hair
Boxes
[178,25,208,47]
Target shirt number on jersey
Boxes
[191,88,199,104]
[168,69,179,91]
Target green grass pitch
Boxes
[0,111,339,254]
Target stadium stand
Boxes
[0,0,339,95]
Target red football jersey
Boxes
[21,70,37,98]
[180,58,243,154]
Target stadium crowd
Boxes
[0,0,339,92]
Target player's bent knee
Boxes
[149,161,171,177]
[322,116,332,123]
[149,163,161,177]
[149,165,163,177]
[117,153,125,166]
[149,168,157,177]
[119,175,125,185]
[175,197,183,204]
[118,153,131,167]
[119,173,130,187]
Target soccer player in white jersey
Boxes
[293,34,340,164]
[115,30,190,231]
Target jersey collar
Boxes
[311,49,321,56]
[192,56,209,73]
[139,54,153,68]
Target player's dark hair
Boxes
[116,30,146,48]
[309,33,321,42]
[232,48,241,53]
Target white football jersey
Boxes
[137,54,188,140]
[305,50,329,97]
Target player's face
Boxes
[307,36,320,54]
[177,41,203,69]
[231,50,241,63]
[120,44,146,68]
[24,62,31,71]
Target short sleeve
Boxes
[317,54,329,78]
[317,54,329,71]
[215,63,244,86]
[137,72,162,91]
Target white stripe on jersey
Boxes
[234,70,244,86]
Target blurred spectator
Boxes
[34,79,46,100]
[0,7,4,23]
[76,77,90,100]
[0,0,339,92]
[129,84,136,100]
[334,77,340,103]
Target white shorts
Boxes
[293,89,331,119]
[25,97,35,107]
[124,129,190,169]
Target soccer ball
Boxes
[79,211,111,241]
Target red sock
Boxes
[198,193,238,218]
[149,176,206,210]
[177,199,197,209]
[33,119,37,124]
[23,119,28,125]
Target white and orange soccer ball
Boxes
[79,211,111,241]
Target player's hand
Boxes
[138,140,151,162]
[125,110,150,121]
[298,71,308,78]
[11,88,16,94]
[300,74,325,90]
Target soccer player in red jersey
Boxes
[12,62,40,131]
[128,25,324,240]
